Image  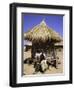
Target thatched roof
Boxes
[24,20,62,43]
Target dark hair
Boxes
[36,49,41,53]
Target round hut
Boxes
[24,20,62,60]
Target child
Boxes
[41,59,48,72]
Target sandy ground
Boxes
[23,61,63,75]
[23,50,63,75]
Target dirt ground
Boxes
[23,62,63,75]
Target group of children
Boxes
[34,51,49,74]
[24,50,58,74]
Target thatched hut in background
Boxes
[54,40,63,63]
[24,20,62,60]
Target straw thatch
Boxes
[24,20,62,43]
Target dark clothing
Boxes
[34,61,44,73]
[40,53,45,62]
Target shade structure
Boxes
[24,20,62,43]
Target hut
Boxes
[24,20,62,61]
[54,40,63,64]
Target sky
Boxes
[22,13,63,37]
